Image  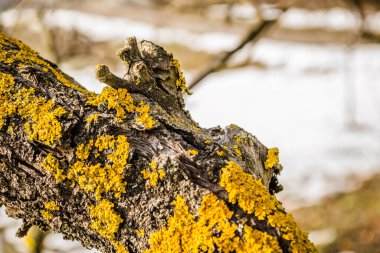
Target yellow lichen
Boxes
[172,59,191,95]
[141,169,165,187]
[44,201,59,211]
[0,73,66,145]
[135,102,156,129]
[40,153,66,182]
[86,86,156,128]
[145,193,281,253]
[40,210,53,220]
[233,145,242,158]
[216,150,225,156]
[75,140,94,160]
[0,32,93,97]
[219,161,318,252]
[69,135,129,199]
[187,149,198,156]
[112,241,129,253]
[86,86,135,120]
[94,135,116,151]
[204,136,212,144]
[141,158,165,187]
[150,158,158,170]
[242,226,282,253]
[89,199,123,240]
[86,113,100,123]
[265,148,279,170]
[6,125,15,136]
[136,229,145,237]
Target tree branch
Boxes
[0,31,316,253]
[188,18,277,90]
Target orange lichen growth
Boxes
[0,32,92,96]
[172,59,191,95]
[187,149,198,156]
[0,73,66,145]
[86,113,100,123]
[145,194,282,253]
[89,199,123,240]
[44,201,60,211]
[141,158,165,187]
[40,153,66,182]
[219,161,318,252]
[69,135,129,199]
[86,86,135,119]
[265,148,279,170]
[135,102,156,129]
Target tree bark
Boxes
[0,32,317,253]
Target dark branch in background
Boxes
[188,17,278,90]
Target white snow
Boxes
[280,8,360,31]
[0,8,239,53]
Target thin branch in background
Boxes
[188,18,278,90]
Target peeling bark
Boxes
[0,32,317,253]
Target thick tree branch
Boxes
[0,31,316,253]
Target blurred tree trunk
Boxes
[0,32,317,253]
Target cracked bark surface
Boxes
[0,32,317,253]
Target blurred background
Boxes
[1,0,380,252]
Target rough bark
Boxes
[0,32,317,253]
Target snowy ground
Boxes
[1,6,380,251]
